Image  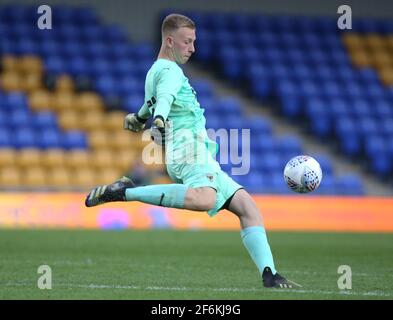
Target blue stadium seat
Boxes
[243,172,265,193]
[122,94,144,113]
[68,56,89,76]
[216,97,242,115]
[252,135,276,153]
[0,110,8,129]
[335,175,364,195]
[0,128,11,147]
[358,118,379,137]
[38,129,62,149]
[381,118,393,136]
[277,135,302,155]
[191,79,214,98]
[339,133,361,157]
[33,112,58,130]
[118,76,138,97]
[197,97,215,114]
[314,175,336,195]
[131,43,154,60]
[45,56,66,75]
[10,110,32,129]
[95,75,116,97]
[364,135,387,158]
[62,41,82,59]
[62,131,88,150]
[112,58,135,77]
[6,92,28,111]
[374,100,392,119]
[14,128,37,148]
[90,58,112,77]
[245,117,272,136]
[314,154,334,176]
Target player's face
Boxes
[169,27,196,64]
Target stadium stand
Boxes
[178,10,392,184]
[0,5,366,194]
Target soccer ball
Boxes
[283,155,323,193]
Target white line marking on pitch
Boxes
[3,281,392,297]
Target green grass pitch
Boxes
[0,229,392,300]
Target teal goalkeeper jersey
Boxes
[142,58,205,130]
[138,59,218,160]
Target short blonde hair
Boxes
[161,14,195,36]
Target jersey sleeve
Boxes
[137,102,152,120]
[156,66,183,99]
[153,66,183,120]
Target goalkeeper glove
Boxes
[123,113,147,132]
[150,116,166,146]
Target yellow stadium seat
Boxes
[387,35,393,51]
[105,111,127,131]
[55,75,75,93]
[75,92,104,112]
[371,52,393,69]
[0,167,21,188]
[364,34,387,51]
[90,150,113,169]
[350,51,372,68]
[342,33,365,51]
[52,92,75,112]
[72,168,95,189]
[79,112,105,131]
[151,175,172,185]
[0,149,16,167]
[109,130,135,150]
[23,73,42,93]
[129,131,151,151]
[1,55,19,72]
[16,149,42,169]
[96,168,122,185]
[88,129,110,150]
[115,150,138,171]
[0,167,23,189]
[29,89,53,111]
[19,56,43,75]
[1,72,22,91]
[66,150,90,169]
[42,149,66,168]
[58,110,81,130]
[47,168,71,188]
[23,167,47,188]
[379,68,393,86]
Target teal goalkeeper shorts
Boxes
[166,160,243,217]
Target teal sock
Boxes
[241,226,276,275]
[125,184,188,208]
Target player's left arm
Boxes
[150,67,182,145]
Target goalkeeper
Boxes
[85,13,299,289]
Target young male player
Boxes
[85,14,300,289]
